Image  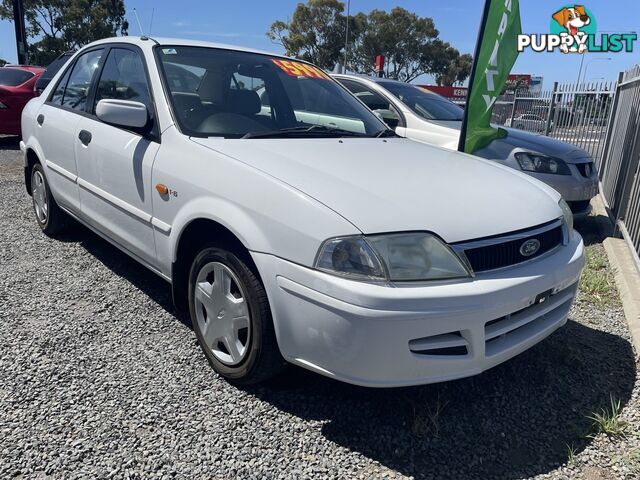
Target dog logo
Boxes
[518,5,636,54]
[552,5,591,53]
[519,239,541,257]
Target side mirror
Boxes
[373,108,400,129]
[96,99,148,129]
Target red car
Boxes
[0,65,45,136]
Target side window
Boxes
[340,79,391,111]
[340,79,401,128]
[94,48,152,111]
[50,68,72,105]
[61,49,104,111]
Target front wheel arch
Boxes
[171,218,259,315]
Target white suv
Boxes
[21,37,584,387]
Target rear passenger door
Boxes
[74,46,161,267]
[37,48,104,212]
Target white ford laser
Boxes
[21,37,584,387]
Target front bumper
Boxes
[252,233,584,387]
[526,165,598,207]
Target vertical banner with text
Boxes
[458,0,521,154]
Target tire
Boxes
[188,245,285,385]
[30,163,69,236]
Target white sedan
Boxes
[21,37,584,387]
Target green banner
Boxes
[459,0,522,154]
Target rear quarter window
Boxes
[0,69,35,87]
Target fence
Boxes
[599,66,640,260]
[495,81,616,166]
[493,68,640,265]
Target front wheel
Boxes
[188,246,285,384]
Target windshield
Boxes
[379,81,464,121]
[0,68,34,87]
[156,46,386,138]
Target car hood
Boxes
[192,137,562,243]
[419,119,591,163]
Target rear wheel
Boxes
[31,163,68,236]
[188,246,285,384]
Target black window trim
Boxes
[45,43,160,143]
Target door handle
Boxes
[37,114,44,126]
[78,130,92,146]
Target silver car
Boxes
[334,74,598,217]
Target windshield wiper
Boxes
[374,129,399,138]
[242,125,367,139]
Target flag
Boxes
[458,0,522,154]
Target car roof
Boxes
[83,36,290,59]
[332,73,439,95]
[2,65,45,72]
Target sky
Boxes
[0,0,638,88]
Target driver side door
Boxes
[75,45,161,268]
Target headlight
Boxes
[515,152,571,175]
[559,198,574,240]
[314,233,470,282]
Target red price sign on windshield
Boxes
[271,59,330,80]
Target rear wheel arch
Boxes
[24,148,41,195]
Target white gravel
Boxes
[1,136,638,480]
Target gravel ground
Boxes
[1,135,639,480]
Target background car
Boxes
[506,113,549,132]
[0,65,45,136]
[334,74,598,217]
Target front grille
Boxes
[575,162,594,178]
[455,223,563,273]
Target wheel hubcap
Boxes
[32,170,48,224]
[194,262,251,366]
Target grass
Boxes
[586,395,628,439]
[566,443,579,467]
[579,245,619,306]
[622,449,640,476]
[409,395,448,438]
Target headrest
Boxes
[227,89,261,115]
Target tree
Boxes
[350,7,441,82]
[268,2,472,85]
[0,58,7,66]
[435,51,473,86]
[0,0,128,66]
[267,0,356,71]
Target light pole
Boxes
[343,0,351,73]
[12,0,28,65]
[582,57,612,85]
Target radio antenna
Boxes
[149,8,155,35]
[132,8,145,36]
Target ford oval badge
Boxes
[520,239,541,257]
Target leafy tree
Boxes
[350,7,441,82]
[0,0,128,66]
[267,0,357,70]
[0,58,7,66]
[268,2,472,84]
[435,51,473,86]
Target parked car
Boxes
[334,74,598,217]
[506,113,549,132]
[21,37,584,387]
[0,65,44,136]
[34,52,75,95]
